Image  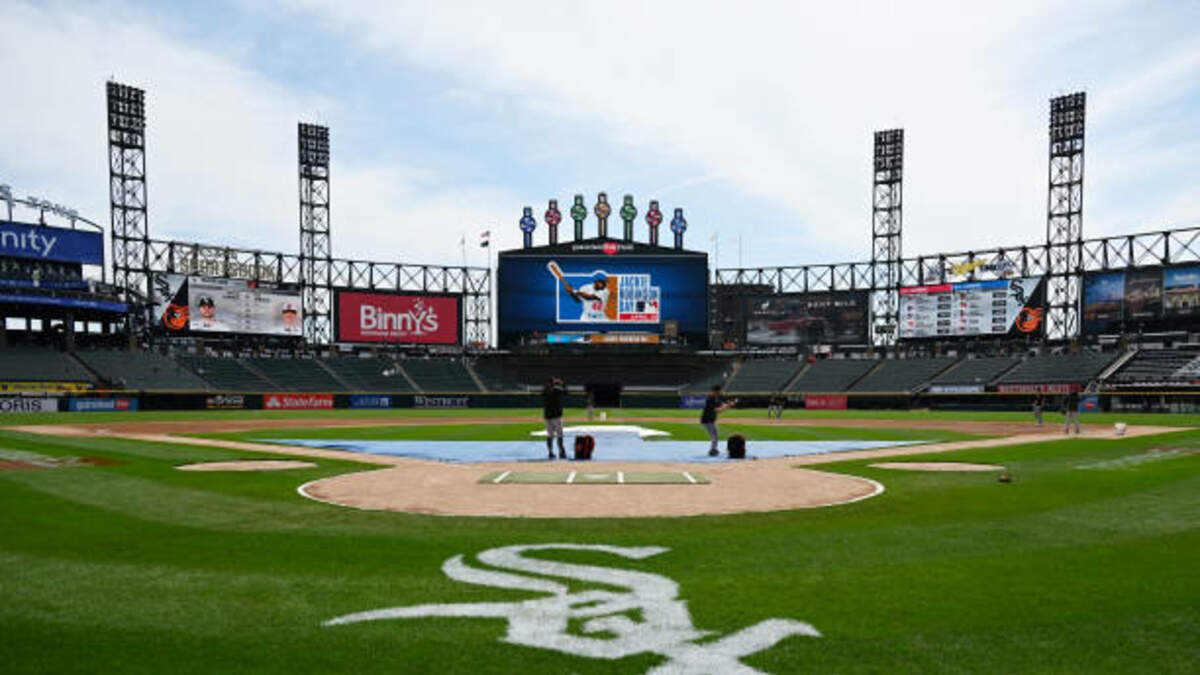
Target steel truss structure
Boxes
[106,82,490,349]
[716,225,1200,342]
[106,82,149,308]
[870,129,903,344]
[1046,92,1086,339]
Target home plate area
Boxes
[481,470,707,484]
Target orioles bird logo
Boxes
[163,303,188,331]
[1016,307,1043,332]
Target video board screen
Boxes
[334,290,461,344]
[745,291,869,346]
[153,274,303,336]
[498,243,708,346]
[1082,264,1200,334]
[899,277,1045,339]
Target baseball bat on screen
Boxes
[547,261,574,295]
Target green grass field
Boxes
[1,409,1197,673]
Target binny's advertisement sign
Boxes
[335,291,461,345]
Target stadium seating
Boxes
[1110,349,1200,383]
[0,346,95,383]
[76,350,210,390]
[476,355,723,392]
[996,352,1117,385]
[930,356,1020,386]
[247,357,346,392]
[469,359,523,392]
[322,356,415,392]
[401,358,482,392]
[788,359,877,393]
[177,355,276,391]
[850,358,958,393]
[725,359,805,393]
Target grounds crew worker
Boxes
[700,385,737,457]
[542,377,567,459]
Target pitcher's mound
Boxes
[870,462,1003,472]
[177,460,316,471]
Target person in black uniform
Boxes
[1063,388,1081,435]
[700,385,736,457]
[542,377,567,459]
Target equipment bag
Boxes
[727,434,746,459]
[573,435,595,460]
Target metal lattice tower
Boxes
[871,128,903,344]
[106,82,150,307]
[298,123,332,344]
[1046,92,1086,340]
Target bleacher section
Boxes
[1110,350,1200,383]
[474,355,723,392]
[470,359,522,392]
[788,359,876,393]
[76,350,209,390]
[177,355,275,392]
[247,357,345,392]
[0,346,94,384]
[725,359,804,393]
[930,357,1020,386]
[402,359,481,392]
[997,352,1117,385]
[850,358,958,393]
[322,356,415,392]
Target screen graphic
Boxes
[152,274,302,336]
[745,292,869,346]
[1083,264,1200,334]
[335,291,461,344]
[899,277,1045,339]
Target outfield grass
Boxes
[0,418,1196,673]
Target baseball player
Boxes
[571,276,610,322]
[700,385,737,457]
[542,377,567,459]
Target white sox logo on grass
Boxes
[324,544,819,673]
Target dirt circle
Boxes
[177,460,317,471]
[298,458,884,518]
[870,462,1003,472]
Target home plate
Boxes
[480,470,707,485]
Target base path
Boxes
[7,419,1182,518]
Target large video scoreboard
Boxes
[497,239,708,347]
[899,277,1045,339]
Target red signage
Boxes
[264,394,334,410]
[336,291,460,344]
[804,394,847,410]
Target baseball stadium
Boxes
[2,62,1199,675]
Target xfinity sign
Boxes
[335,291,461,345]
[0,221,104,265]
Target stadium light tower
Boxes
[106,82,150,307]
[298,122,331,344]
[871,128,903,345]
[1045,92,1086,340]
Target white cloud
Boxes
[282,0,1198,263]
[0,1,510,269]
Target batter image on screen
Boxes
[546,260,660,324]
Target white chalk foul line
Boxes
[493,470,512,484]
[682,472,697,484]
[566,471,577,484]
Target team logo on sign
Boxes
[324,543,819,674]
[1016,307,1044,332]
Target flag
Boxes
[480,230,491,248]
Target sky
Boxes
[0,0,1196,273]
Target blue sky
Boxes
[0,0,1197,272]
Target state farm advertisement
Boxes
[263,394,333,410]
[335,291,461,345]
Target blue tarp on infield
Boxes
[265,433,923,464]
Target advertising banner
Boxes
[152,274,303,336]
[0,381,90,393]
[679,394,708,409]
[263,393,333,410]
[413,395,470,409]
[335,291,461,344]
[1083,264,1200,334]
[1080,394,1100,413]
[0,397,58,413]
[996,383,1081,394]
[0,221,104,265]
[205,394,247,410]
[0,293,127,313]
[349,394,392,409]
[68,398,138,412]
[928,384,985,394]
[804,394,847,410]
[899,277,1045,339]
[498,245,708,346]
[745,291,869,346]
